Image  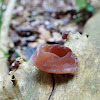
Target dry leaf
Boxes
[38,26,51,40]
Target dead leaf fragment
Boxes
[38,26,51,40]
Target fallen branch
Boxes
[0,32,100,99]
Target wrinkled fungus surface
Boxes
[30,44,77,74]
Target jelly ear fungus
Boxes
[31,44,77,74]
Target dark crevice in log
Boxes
[48,74,55,100]
[11,75,17,86]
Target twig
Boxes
[0,0,16,76]
[0,0,4,40]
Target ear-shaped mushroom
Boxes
[30,44,77,74]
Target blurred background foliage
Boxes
[75,0,94,12]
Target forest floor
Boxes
[1,0,97,71]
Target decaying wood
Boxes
[50,33,100,100]
[0,62,53,100]
[0,0,16,76]
[83,11,100,49]
[0,32,100,100]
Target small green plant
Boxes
[75,0,94,12]
[0,47,10,59]
[10,48,27,61]
[0,0,4,39]
[74,17,83,22]
[0,47,27,61]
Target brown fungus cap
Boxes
[30,44,77,74]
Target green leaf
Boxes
[74,17,83,22]
[0,55,10,59]
[0,47,10,59]
[75,0,87,12]
[10,48,27,61]
[0,47,9,56]
[86,4,94,12]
